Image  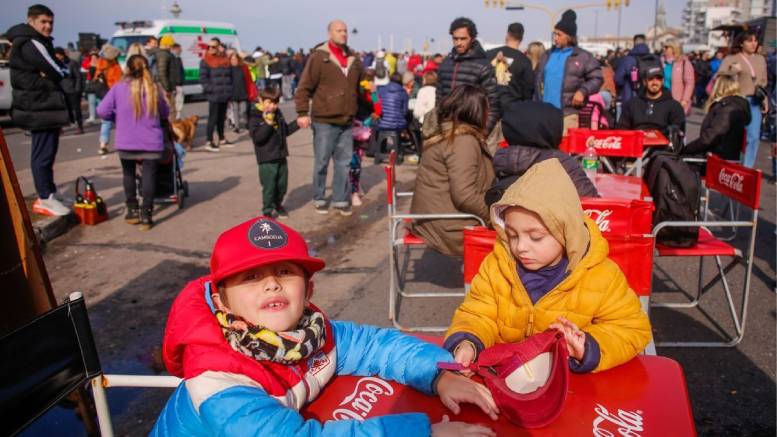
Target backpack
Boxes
[630,53,661,93]
[643,152,700,247]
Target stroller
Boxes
[135,142,189,209]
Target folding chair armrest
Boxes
[101,374,182,388]
[392,213,487,226]
[396,192,414,197]
[652,220,754,235]
[682,157,707,164]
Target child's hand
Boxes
[432,415,496,437]
[436,371,499,421]
[549,317,586,361]
[453,340,477,377]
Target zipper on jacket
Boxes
[451,62,461,90]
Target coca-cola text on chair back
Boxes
[565,129,645,159]
[705,154,762,210]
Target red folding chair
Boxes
[564,129,646,176]
[384,151,485,331]
[650,154,762,347]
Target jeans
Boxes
[282,74,294,100]
[87,93,97,121]
[228,100,248,130]
[66,92,83,129]
[121,158,159,210]
[742,96,762,168]
[312,122,353,207]
[30,128,60,198]
[206,101,228,143]
[256,78,267,90]
[100,119,113,145]
[174,86,185,117]
[259,158,288,215]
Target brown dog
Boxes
[171,115,199,150]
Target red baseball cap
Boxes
[439,330,569,428]
[210,216,325,283]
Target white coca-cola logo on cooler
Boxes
[592,403,644,437]
[586,136,623,150]
[717,168,744,193]
[332,377,395,421]
[584,209,613,233]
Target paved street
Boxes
[5,101,775,436]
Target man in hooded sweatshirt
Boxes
[7,4,72,216]
[436,17,500,133]
[445,159,652,374]
[485,100,598,207]
[616,63,685,138]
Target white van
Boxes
[110,19,241,95]
[0,37,12,114]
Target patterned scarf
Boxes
[213,294,326,365]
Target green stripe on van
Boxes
[160,26,237,35]
[184,68,199,82]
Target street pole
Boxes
[616,5,622,48]
[653,0,659,51]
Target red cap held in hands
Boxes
[439,330,569,428]
[210,216,325,283]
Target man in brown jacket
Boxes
[295,20,364,215]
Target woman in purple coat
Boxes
[97,55,169,230]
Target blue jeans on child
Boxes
[100,119,113,145]
[312,122,353,208]
[742,96,762,168]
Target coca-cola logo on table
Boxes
[717,168,744,193]
[592,403,644,437]
[332,377,395,421]
[584,209,613,233]
[586,136,623,150]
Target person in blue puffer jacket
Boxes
[375,73,409,164]
[151,217,498,437]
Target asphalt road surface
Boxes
[4,101,775,436]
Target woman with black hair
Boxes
[410,84,494,256]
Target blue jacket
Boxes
[614,43,650,104]
[378,82,409,131]
[151,281,452,436]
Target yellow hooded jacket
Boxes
[445,159,652,372]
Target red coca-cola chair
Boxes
[651,154,762,347]
[384,151,485,331]
[563,129,646,176]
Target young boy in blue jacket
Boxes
[151,217,498,436]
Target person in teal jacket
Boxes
[151,217,498,436]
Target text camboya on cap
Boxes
[210,216,325,283]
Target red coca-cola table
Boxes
[302,338,696,436]
[641,129,670,148]
[593,173,650,201]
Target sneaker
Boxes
[52,192,74,206]
[98,144,109,155]
[314,204,329,215]
[219,139,235,148]
[138,208,153,231]
[204,142,220,152]
[351,192,362,206]
[335,206,352,216]
[32,194,71,216]
[275,207,289,218]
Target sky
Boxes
[1,0,683,53]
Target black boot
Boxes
[138,207,153,231]
[124,200,140,224]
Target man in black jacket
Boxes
[436,17,500,133]
[8,4,71,216]
[486,22,534,106]
[54,47,83,134]
[616,63,685,137]
[199,37,234,151]
[169,43,185,118]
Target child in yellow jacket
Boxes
[444,158,652,373]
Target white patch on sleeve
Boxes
[31,40,67,77]
[186,371,265,412]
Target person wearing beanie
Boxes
[485,100,599,207]
[151,217,499,436]
[534,9,603,133]
[435,17,501,134]
[445,159,651,376]
[486,22,535,106]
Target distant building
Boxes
[647,2,684,50]
[683,0,775,48]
